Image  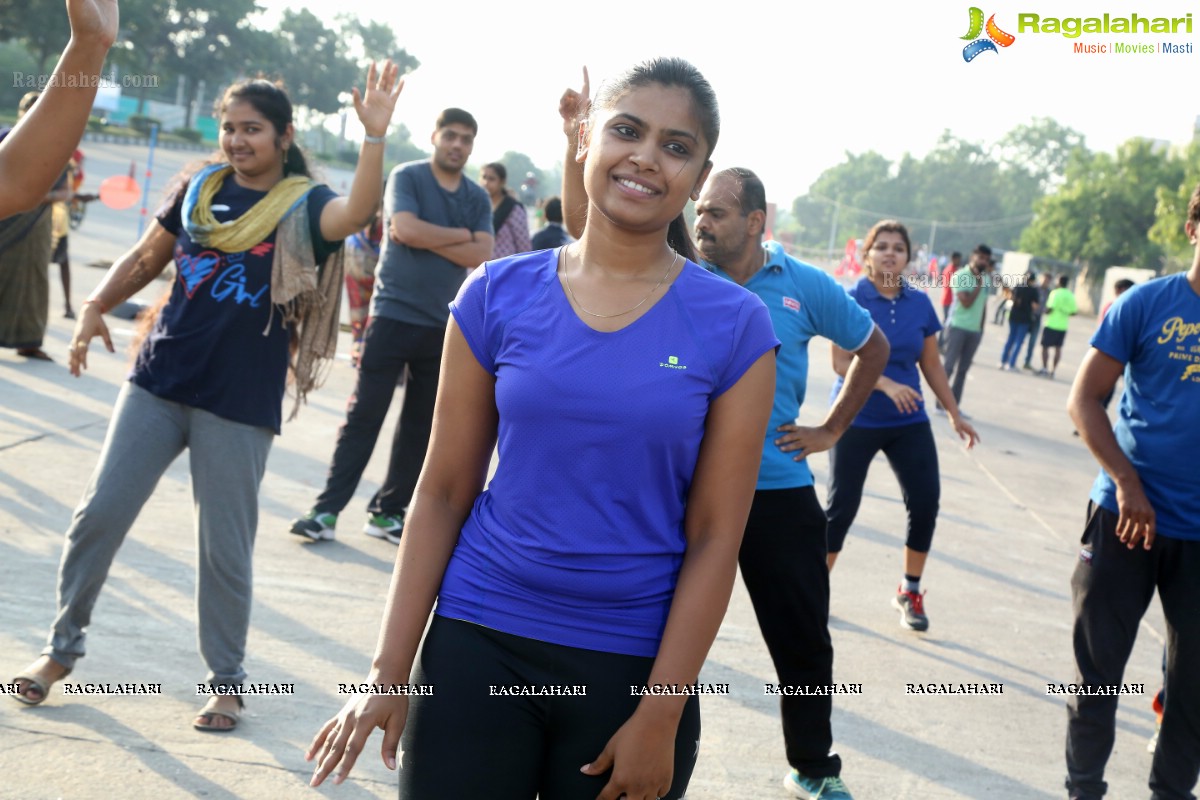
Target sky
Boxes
[253,0,1199,208]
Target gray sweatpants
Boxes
[43,382,273,688]
[942,326,982,405]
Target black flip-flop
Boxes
[193,695,244,733]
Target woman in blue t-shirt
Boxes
[825,220,980,633]
[308,58,778,800]
[10,65,404,731]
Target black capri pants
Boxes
[825,421,940,554]
[399,615,701,799]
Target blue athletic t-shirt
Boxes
[706,241,874,490]
[438,248,779,657]
[1088,273,1200,540]
[831,276,941,428]
[135,173,339,433]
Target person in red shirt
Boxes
[937,252,962,349]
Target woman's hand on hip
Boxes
[882,380,923,415]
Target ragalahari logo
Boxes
[962,7,1016,61]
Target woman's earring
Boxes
[575,123,588,159]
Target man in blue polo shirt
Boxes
[695,168,889,800]
[1064,182,1200,800]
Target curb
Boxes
[82,131,215,152]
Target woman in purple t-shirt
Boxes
[309,59,778,800]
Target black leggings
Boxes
[825,421,940,554]
[399,616,701,799]
[1066,504,1200,799]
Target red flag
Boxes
[838,238,861,276]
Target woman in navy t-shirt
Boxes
[10,65,404,731]
[309,59,778,800]
[825,220,980,633]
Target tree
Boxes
[253,11,419,158]
[1020,139,1183,278]
[268,9,358,118]
[789,150,894,253]
[993,117,1087,192]
[109,0,200,114]
[384,123,427,168]
[494,151,548,204]
[894,133,1019,254]
[0,40,39,111]
[164,0,261,129]
[335,15,419,70]
[786,132,1041,258]
[782,121,1097,262]
[0,0,70,72]
[1149,139,1200,273]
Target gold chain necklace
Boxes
[563,250,680,319]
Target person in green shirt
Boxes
[939,244,994,408]
[1038,274,1077,378]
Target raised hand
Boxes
[66,0,119,50]
[352,60,404,139]
[558,66,590,140]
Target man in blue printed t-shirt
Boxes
[1064,181,1200,800]
[695,168,889,800]
[291,108,494,545]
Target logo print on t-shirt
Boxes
[659,355,687,370]
[1155,316,1200,382]
[783,296,801,312]
[176,249,222,298]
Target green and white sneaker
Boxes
[364,513,404,545]
[290,510,337,541]
[784,770,854,799]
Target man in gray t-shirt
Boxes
[291,108,494,545]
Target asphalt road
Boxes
[0,147,1171,798]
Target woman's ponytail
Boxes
[667,212,698,263]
